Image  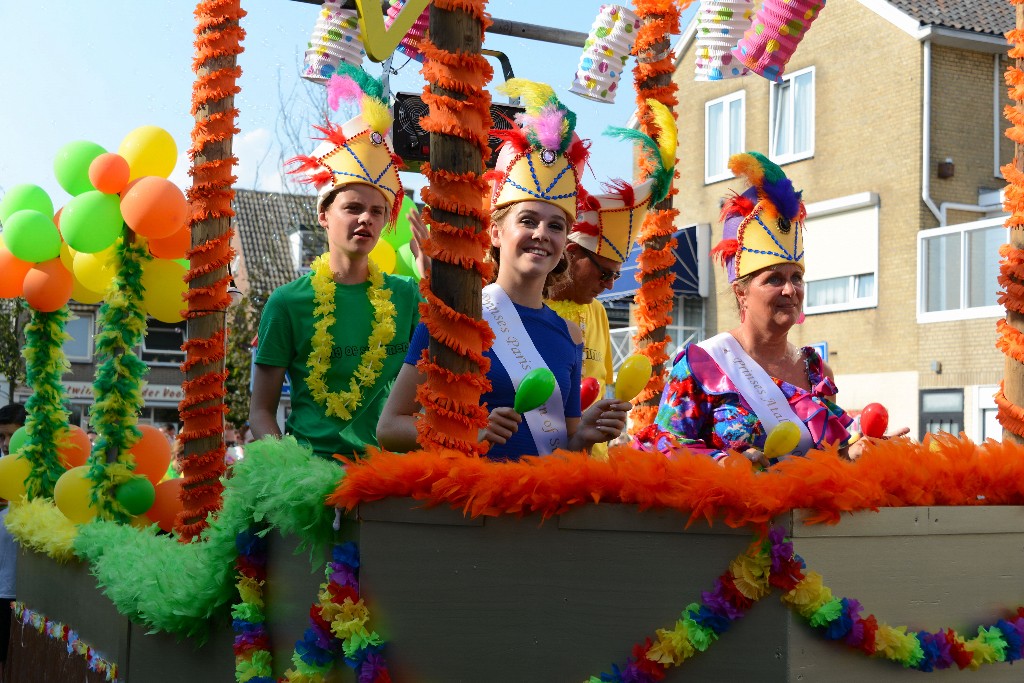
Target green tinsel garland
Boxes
[20,306,72,498]
[86,238,151,522]
[73,437,341,639]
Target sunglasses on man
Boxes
[579,248,622,283]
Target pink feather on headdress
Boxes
[529,104,567,151]
[326,74,364,112]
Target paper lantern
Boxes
[384,0,430,63]
[301,2,366,84]
[569,5,639,105]
[732,0,826,82]
[694,0,754,81]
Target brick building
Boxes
[667,0,1013,439]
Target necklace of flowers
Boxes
[594,526,1024,681]
[545,298,588,334]
[231,531,390,683]
[307,253,397,421]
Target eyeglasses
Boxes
[579,249,622,283]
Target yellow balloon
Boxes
[0,455,31,501]
[118,125,177,180]
[615,354,653,402]
[70,276,104,304]
[59,241,76,271]
[54,466,99,524]
[368,239,397,274]
[764,421,802,459]
[141,258,187,323]
[73,249,116,293]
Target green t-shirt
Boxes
[255,271,420,459]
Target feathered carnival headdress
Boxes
[484,79,591,221]
[570,98,677,263]
[286,64,404,227]
[710,151,805,282]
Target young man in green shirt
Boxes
[249,71,423,459]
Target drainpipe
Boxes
[922,38,943,224]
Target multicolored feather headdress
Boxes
[287,64,404,226]
[570,99,677,264]
[484,79,591,221]
[710,151,805,282]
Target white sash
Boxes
[697,332,814,456]
[481,283,568,455]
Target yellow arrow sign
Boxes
[355,0,432,63]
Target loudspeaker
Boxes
[392,92,524,171]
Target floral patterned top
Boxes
[634,342,853,460]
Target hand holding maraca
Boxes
[572,355,652,450]
[482,368,557,446]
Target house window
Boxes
[917,217,1006,322]
[64,313,94,363]
[769,66,814,164]
[919,389,963,438]
[141,320,186,366]
[289,224,325,272]
[705,91,745,183]
[803,192,879,315]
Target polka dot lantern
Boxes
[694,0,755,81]
[301,1,366,85]
[384,0,430,63]
[569,4,640,105]
[731,0,826,82]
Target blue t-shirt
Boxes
[406,302,583,460]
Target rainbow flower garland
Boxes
[595,526,1024,680]
[12,601,120,681]
[230,531,390,683]
[306,253,397,421]
[232,528,273,683]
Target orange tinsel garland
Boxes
[331,435,1024,526]
[999,13,1024,440]
[176,0,245,541]
[414,0,494,455]
[630,0,681,433]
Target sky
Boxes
[0,1,696,210]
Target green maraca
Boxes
[514,368,556,414]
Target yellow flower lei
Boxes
[545,298,588,334]
[306,253,397,421]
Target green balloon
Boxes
[173,258,189,269]
[2,209,61,263]
[513,368,557,414]
[394,242,419,280]
[114,476,156,516]
[0,184,53,223]
[60,190,123,254]
[7,426,28,455]
[382,195,417,249]
[54,140,106,197]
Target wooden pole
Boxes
[1002,3,1024,445]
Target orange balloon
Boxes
[88,153,131,195]
[120,177,187,239]
[23,259,73,312]
[127,425,173,485]
[145,477,183,533]
[0,246,32,298]
[57,425,92,469]
[148,224,191,260]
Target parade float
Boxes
[3,0,1024,681]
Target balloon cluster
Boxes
[0,126,189,321]
[367,195,422,279]
[0,424,177,528]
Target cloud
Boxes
[166,128,294,194]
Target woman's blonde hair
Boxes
[486,203,570,294]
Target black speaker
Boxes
[392,92,524,171]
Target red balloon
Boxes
[57,425,92,469]
[860,403,889,439]
[0,246,33,298]
[580,376,600,411]
[88,153,131,195]
[23,258,73,312]
[145,478,183,533]
[148,224,191,260]
[127,425,173,485]
[120,177,188,239]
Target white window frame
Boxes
[802,192,879,315]
[916,216,1007,323]
[64,312,94,363]
[768,65,815,165]
[140,320,187,367]
[704,90,745,184]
